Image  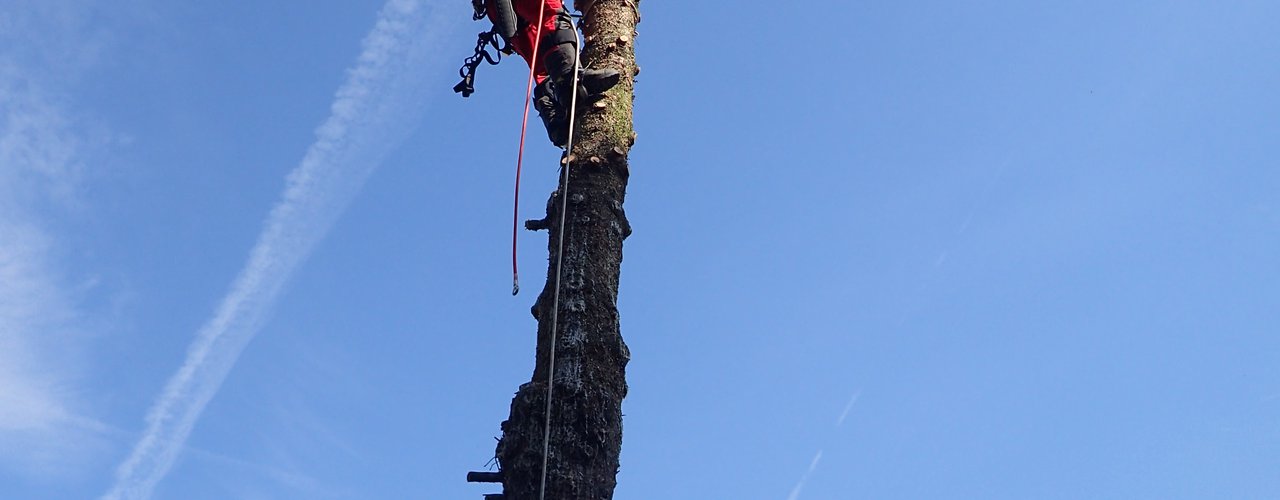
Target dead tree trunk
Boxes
[492,1,639,499]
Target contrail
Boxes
[787,390,861,500]
[103,1,447,498]
[785,450,824,500]
[836,391,861,427]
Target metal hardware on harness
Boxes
[454,29,508,98]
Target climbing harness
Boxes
[537,20,584,500]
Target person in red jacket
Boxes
[478,0,619,147]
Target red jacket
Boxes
[488,0,564,83]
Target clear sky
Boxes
[2,1,1278,499]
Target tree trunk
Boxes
[493,1,639,499]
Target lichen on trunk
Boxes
[492,1,639,499]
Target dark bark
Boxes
[492,1,639,499]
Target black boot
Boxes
[545,42,622,110]
[533,79,568,148]
[580,68,621,97]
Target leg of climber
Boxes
[535,3,620,111]
[502,0,564,146]
[499,0,620,146]
[509,0,619,110]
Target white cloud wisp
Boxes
[103,1,445,498]
[0,0,115,477]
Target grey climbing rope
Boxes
[538,21,585,500]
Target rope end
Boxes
[513,278,520,296]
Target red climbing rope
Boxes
[511,1,549,296]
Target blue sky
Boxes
[2,0,1278,498]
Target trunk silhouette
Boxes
[492,1,639,499]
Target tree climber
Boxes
[473,0,620,147]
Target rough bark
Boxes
[493,1,639,499]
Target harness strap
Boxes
[454,28,508,98]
